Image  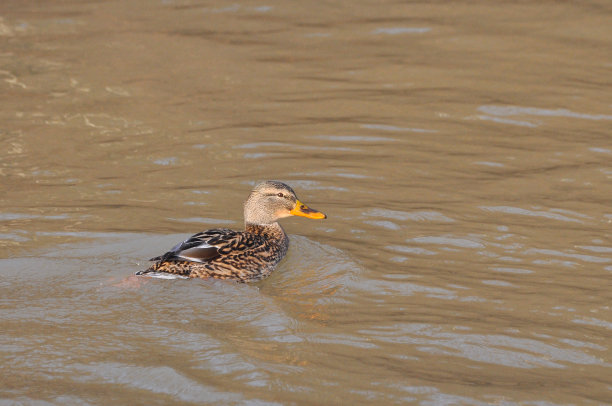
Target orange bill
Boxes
[290,200,327,219]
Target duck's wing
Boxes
[150,229,244,263]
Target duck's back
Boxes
[141,223,289,282]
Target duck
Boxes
[136,181,326,282]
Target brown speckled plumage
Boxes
[137,181,326,282]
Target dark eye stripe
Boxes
[265,192,294,201]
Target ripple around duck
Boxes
[261,235,362,305]
[2,232,347,376]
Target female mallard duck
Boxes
[137,181,326,282]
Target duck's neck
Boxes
[245,222,287,242]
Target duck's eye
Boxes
[277,192,284,198]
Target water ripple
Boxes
[361,325,607,368]
[73,362,244,403]
[364,208,455,222]
[525,248,610,264]
[371,27,431,35]
[409,236,484,249]
[481,206,586,223]
[478,105,612,121]
[361,124,437,133]
[475,115,539,127]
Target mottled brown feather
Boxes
[139,224,288,282]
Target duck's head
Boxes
[244,181,327,225]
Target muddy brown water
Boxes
[1,1,611,404]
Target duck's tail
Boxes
[136,260,194,277]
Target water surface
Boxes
[1,0,611,404]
